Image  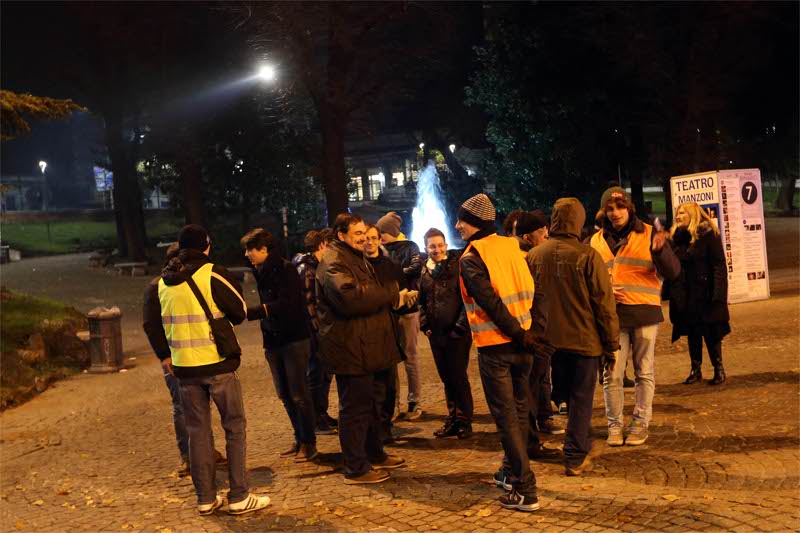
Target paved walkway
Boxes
[1,220,798,532]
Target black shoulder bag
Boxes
[185,275,241,358]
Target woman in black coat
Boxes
[667,202,731,385]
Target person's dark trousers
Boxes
[551,351,599,468]
[307,332,334,424]
[537,368,554,423]
[526,352,551,446]
[179,371,249,506]
[478,345,536,496]
[688,333,722,370]
[380,365,399,441]
[265,339,316,445]
[336,369,391,478]
[165,372,189,460]
[429,333,474,423]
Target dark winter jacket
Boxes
[666,223,731,342]
[143,277,171,361]
[247,251,310,349]
[419,249,470,338]
[527,198,620,357]
[383,238,422,314]
[515,236,533,254]
[292,252,321,333]
[459,227,527,353]
[585,215,681,329]
[151,249,248,378]
[316,240,403,375]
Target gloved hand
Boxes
[521,329,556,358]
[601,352,617,373]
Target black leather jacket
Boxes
[419,249,470,338]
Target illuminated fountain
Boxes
[411,161,456,249]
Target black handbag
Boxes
[185,275,241,358]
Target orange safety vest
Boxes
[590,223,662,306]
[459,234,534,347]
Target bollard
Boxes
[87,306,124,373]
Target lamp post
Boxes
[38,160,48,211]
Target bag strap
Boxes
[185,274,214,322]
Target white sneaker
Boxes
[227,493,271,515]
[197,495,224,516]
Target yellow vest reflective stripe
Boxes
[590,224,662,306]
[459,234,535,347]
[158,263,225,367]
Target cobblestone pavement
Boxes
[1,220,798,532]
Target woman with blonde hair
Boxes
[667,202,730,385]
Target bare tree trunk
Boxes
[319,107,348,226]
[176,149,207,227]
[105,111,148,261]
[776,174,797,215]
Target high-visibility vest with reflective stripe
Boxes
[590,223,662,306]
[459,234,535,347]
[158,263,225,367]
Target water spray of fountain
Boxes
[411,161,456,250]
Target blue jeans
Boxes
[603,325,658,429]
[164,373,189,460]
[179,372,249,506]
[265,339,316,445]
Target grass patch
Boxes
[1,288,89,409]
[1,215,182,255]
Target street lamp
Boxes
[448,144,456,153]
[258,64,276,83]
[38,160,48,211]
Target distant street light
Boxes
[419,143,425,149]
[38,160,48,211]
[258,65,277,82]
[39,160,47,173]
[448,144,456,153]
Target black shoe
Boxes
[499,490,539,512]
[456,422,473,440]
[492,469,512,491]
[683,367,703,384]
[709,366,726,385]
[316,421,337,435]
[623,375,635,388]
[434,419,457,438]
[528,444,564,463]
[321,413,338,428]
[294,443,319,463]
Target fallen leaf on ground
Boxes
[463,510,475,517]
[581,485,593,491]
[15,519,25,529]
[313,501,324,506]
[662,494,680,502]
[346,514,360,520]
[703,494,715,500]
[333,508,345,516]
[61,502,76,510]
[614,515,633,523]
[31,500,43,506]
[102,498,115,505]
[80,454,90,459]
[159,529,172,533]
[477,509,493,517]
[395,501,405,506]
[56,488,70,496]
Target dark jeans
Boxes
[688,334,723,369]
[478,346,536,495]
[336,369,391,478]
[179,371,249,505]
[380,365,399,441]
[538,368,554,422]
[308,333,334,423]
[265,339,316,445]
[164,373,189,460]
[430,333,474,423]
[526,352,552,447]
[551,351,599,468]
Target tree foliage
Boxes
[0,90,85,141]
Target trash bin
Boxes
[87,306,124,373]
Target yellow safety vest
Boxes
[158,263,225,367]
[459,234,535,348]
[590,223,662,306]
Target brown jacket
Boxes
[526,198,620,357]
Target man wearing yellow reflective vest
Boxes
[157,224,270,516]
[456,194,555,513]
[588,187,680,447]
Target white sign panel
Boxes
[670,169,769,304]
